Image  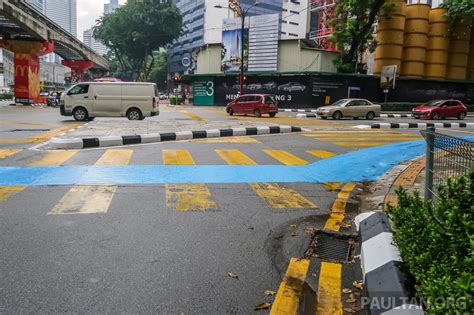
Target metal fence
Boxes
[421,127,474,202]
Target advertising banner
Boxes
[221,18,248,73]
[380,65,397,89]
[193,77,214,105]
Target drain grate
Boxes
[306,230,356,263]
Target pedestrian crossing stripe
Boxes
[264,150,308,165]
[162,149,194,165]
[215,149,256,165]
[0,186,25,201]
[28,150,77,166]
[335,142,393,147]
[0,149,22,159]
[307,150,336,159]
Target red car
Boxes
[412,99,467,120]
[226,94,278,117]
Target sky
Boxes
[77,0,127,41]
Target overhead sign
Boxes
[193,77,214,105]
[380,65,397,89]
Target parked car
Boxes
[226,94,278,118]
[158,93,168,100]
[60,82,159,121]
[278,81,306,92]
[412,99,467,120]
[262,81,277,91]
[247,83,262,91]
[316,98,381,120]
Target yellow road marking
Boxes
[0,120,51,126]
[163,149,195,165]
[270,258,310,315]
[322,182,342,191]
[250,183,317,209]
[28,150,77,166]
[324,182,356,231]
[164,149,216,211]
[180,110,206,121]
[49,186,117,215]
[306,150,336,159]
[264,150,308,165]
[316,262,343,315]
[215,149,257,165]
[95,149,133,166]
[0,186,26,201]
[194,136,260,143]
[0,124,81,143]
[314,137,421,141]
[48,150,131,215]
[303,130,400,134]
[0,149,21,159]
[334,142,393,147]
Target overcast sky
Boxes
[77,0,127,41]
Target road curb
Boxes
[279,108,318,113]
[380,114,412,118]
[355,211,423,315]
[48,125,303,149]
[356,122,474,129]
[296,113,319,118]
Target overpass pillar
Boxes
[0,40,54,104]
[61,60,94,82]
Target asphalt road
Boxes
[1,102,473,313]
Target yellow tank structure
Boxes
[400,3,431,77]
[425,7,450,79]
[446,19,472,80]
[373,0,406,75]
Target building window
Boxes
[289,10,299,14]
[289,33,298,37]
[289,21,298,26]
[281,20,287,23]
[290,0,300,3]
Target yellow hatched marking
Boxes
[162,149,194,165]
[335,142,392,147]
[0,124,81,143]
[180,110,206,122]
[322,182,342,191]
[194,136,260,143]
[215,149,257,165]
[0,149,21,159]
[270,258,310,315]
[95,149,133,166]
[49,150,130,215]
[0,120,51,126]
[306,150,336,159]
[250,183,317,209]
[324,182,356,231]
[28,150,77,166]
[0,186,26,201]
[264,150,308,165]
[164,149,216,211]
[49,186,117,215]
[315,137,421,141]
[316,262,343,315]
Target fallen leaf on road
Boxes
[304,227,316,234]
[311,273,317,277]
[264,290,276,296]
[352,280,363,290]
[342,288,352,294]
[254,302,271,310]
[344,307,356,313]
[346,294,357,303]
[228,272,239,279]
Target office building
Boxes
[104,0,120,14]
[0,49,14,92]
[27,0,44,12]
[44,0,77,37]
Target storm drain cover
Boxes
[306,231,356,263]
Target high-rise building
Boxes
[27,0,45,12]
[104,0,120,14]
[0,49,14,92]
[44,0,77,37]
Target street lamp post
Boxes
[215,1,259,96]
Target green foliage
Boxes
[169,95,183,105]
[148,52,168,91]
[0,92,13,100]
[330,0,396,72]
[388,171,474,314]
[442,0,474,20]
[94,0,182,81]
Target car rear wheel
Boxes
[72,107,88,121]
[127,108,142,120]
[431,112,441,120]
[254,109,261,118]
[227,108,234,116]
[458,112,466,120]
[332,111,342,120]
[366,111,375,120]
[269,112,276,118]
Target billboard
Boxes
[221,18,248,72]
[380,65,397,89]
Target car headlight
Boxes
[320,109,330,112]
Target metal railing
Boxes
[421,127,474,202]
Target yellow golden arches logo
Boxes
[15,65,29,77]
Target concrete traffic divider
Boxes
[279,108,318,113]
[48,125,303,149]
[355,122,474,129]
[296,113,319,118]
[380,114,413,118]
[355,211,423,315]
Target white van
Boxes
[60,82,159,121]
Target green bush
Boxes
[0,93,13,100]
[388,171,474,314]
[169,95,183,105]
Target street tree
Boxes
[94,0,182,81]
[329,0,395,73]
[148,51,168,91]
[442,0,474,20]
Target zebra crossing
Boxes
[301,130,422,146]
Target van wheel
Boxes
[72,107,88,121]
[254,109,261,118]
[127,108,142,120]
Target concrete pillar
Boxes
[61,60,94,82]
[0,40,53,104]
[446,19,472,80]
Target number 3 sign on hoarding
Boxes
[193,77,214,105]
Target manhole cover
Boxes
[305,230,356,263]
